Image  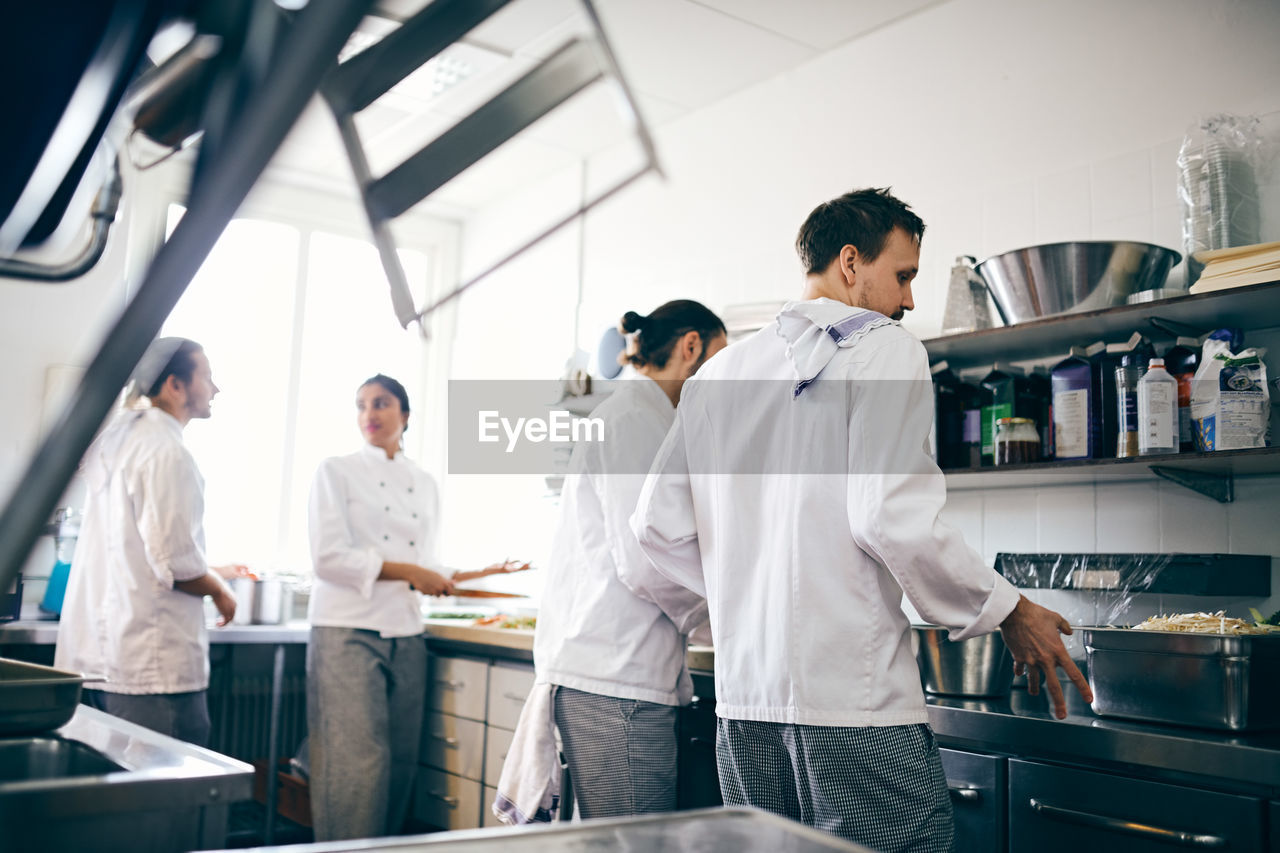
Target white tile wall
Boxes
[1037,485,1097,553]
[1159,480,1230,553]
[1095,482,1161,552]
[954,475,1280,627]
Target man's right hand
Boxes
[999,595,1092,720]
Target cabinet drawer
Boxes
[429,655,488,721]
[414,766,482,830]
[421,711,485,781]
[1009,759,1263,853]
[484,724,516,787]
[487,661,535,731]
[939,748,1005,853]
[483,785,502,828]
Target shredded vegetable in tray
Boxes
[1132,610,1280,635]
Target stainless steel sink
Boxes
[0,736,122,783]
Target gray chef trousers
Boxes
[716,719,953,853]
[83,688,211,747]
[306,626,427,842]
[553,685,679,818]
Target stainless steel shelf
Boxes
[943,446,1280,500]
[923,279,1280,370]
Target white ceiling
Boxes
[267,0,947,213]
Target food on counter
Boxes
[1132,610,1280,635]
[427,611,491,620]
[476,614,537,630]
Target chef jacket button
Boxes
[380,481,385,487]
[383,535,389,540]
[385,506,390,511]
[408,486,414,493]
[412,513,417,518]
[409,541,415,546]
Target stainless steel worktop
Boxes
[0,614,314,645]
[202,805,867,852]
[927,691,1280,796]
[1,705,254,852]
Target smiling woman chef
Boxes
[305,373,487,841]
[303,372,528,841]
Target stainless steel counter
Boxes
[927,691,1280,796]
[0,615,313,645]
[203,805,867,852]
[1,705,254,852]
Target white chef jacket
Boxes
[307,442,440,638]
[535,376,708,706]
[631,298,1020,726]
[55,407,211,694]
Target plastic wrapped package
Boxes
[1178,114,1267,284]
[995,553,1173,626]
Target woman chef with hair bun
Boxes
[497,300,727,823]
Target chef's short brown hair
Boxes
[795,187,925,275]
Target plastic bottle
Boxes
[960,382,986,469]
[1051,347,1094,460]
[980,364,1018,467]
[1162,336,1200,452]
[1026,366,1054,460]
[930,361,963,468]
[1138,357,1179,456]
[1115,337,1156,458]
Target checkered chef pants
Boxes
[716,719,953,853]
[553,685,679,819]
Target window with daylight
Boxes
[160,201,453,576]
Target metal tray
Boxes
[0,658,87,735]
[1081,627,1280,731]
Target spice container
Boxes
[994,417,1040,465]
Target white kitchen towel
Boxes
[493,682,560,824]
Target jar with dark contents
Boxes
[994,417,1040,465]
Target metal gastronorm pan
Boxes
[1081,627,1280,731]
[0,657,88,735]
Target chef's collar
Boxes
[360,441,403,462]
[775,298,896,397]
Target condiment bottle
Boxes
[1051,347,1094,460]
[980,363,1018,467]
[994,417,1040,465]
[1138,357,1179,456]
[1162,336,1200,452]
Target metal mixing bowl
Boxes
[976,241,1181,324]
[914,625,1014,697]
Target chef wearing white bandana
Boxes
[631,188,1092,852]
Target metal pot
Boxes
[976,240,1180,324]
[914,625,1014,697]
[0,658,91,735]
[228,578,293,626]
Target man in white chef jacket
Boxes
[631,188,1091,852]
[56,337,237,746]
